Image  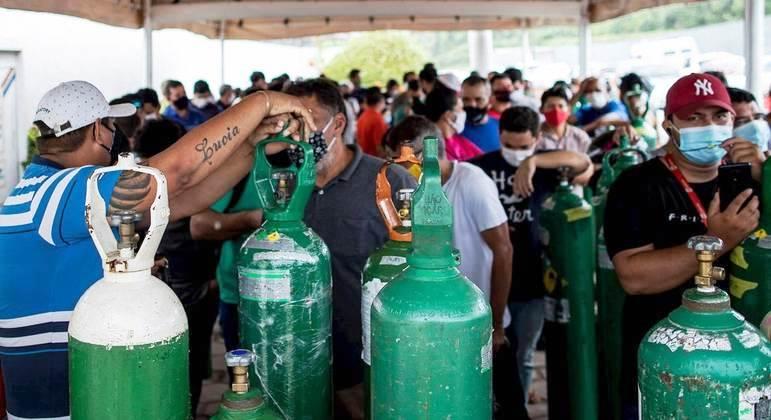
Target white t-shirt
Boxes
[442,162,511,327]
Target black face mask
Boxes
[98,127,128,165]
[407,80,420,91]
[493,90,512,103]
[173,96,189,110]
[463,106,487,125]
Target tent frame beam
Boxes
[151,1,583,24]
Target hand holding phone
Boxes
[718,163,756,211]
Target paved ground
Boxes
[197,329,549,419]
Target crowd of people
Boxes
[0,60,770,420]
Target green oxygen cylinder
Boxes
[729,158,771,327]
[212,349,282,420]
[69,153,190,419]
[237,136,332,419]
[592,136,645,233]
[639,236,771,419]
[593,139,646,420]
[370,137,492,419]
[631,117,657,151]
[362,146,419,419]
[540,167,598,420]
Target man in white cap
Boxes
[0,80,314,419]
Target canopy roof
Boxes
[1,0,694,40]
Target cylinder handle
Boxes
[85,152,169,273]
[376,145,420,242]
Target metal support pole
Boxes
[467,30,494,76]
[744,0,764,101]
[143,0,153,88]
[219,20,226,88]
[578,14,591,78]
[522,29,532,68]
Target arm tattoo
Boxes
[194,126,241,166]
[109,170,152,212]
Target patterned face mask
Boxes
[288,117,336,165]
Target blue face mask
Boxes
[675,124,732,165]
[734,120,771,153]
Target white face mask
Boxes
[451,110,466,134]
[191,96,214,108]
[501,146,535,167]
[734,120,771,153]
[588,92,609,109]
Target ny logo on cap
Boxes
[693,79,713,96]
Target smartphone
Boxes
[718,163,755,211]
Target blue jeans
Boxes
[507,298,545,400]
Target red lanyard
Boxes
[661,154,708,228]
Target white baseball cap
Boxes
[33,81,136,137]
[437,73,461,93]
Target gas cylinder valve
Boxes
[397,188,414,226]
[687,236,725,290]
[225,349,256,394]
[272,172,296,205]
[108,209,142,252]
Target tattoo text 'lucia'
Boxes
[195,126,241,165]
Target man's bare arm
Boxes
[481,223,513,350]
[190,209,263,241]
[613,244,698,295]
[108,93,313,217]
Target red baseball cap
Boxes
[664,73,734,119]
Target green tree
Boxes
[324,33,426,87]
[22,126,39,169]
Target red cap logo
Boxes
[665,73,734,119]
[693,78,714,96]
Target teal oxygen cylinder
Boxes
[370,137,492,419]
[593,138,645,420]
[638,236,771,419]
[212,349,282,420]
[237,136,332,419]
[540,167,598,420]
[362,146,418,419]
[69,153,190,419]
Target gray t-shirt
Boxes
[304,145,417,388]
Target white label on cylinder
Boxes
[380,255,407,266]
[480,334,492,373]
[239,268,291,302]
[361,277,386,365]
[647,327,731,352]
[739,385,771,420]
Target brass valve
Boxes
[273,172,295,205]
[225,349,256,394]
[687,236,725,289]
[397,189,414,226]
[109,210,142,251]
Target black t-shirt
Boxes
[470,151,560,302]
[604,157,720,405]
[156,218,220,307]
